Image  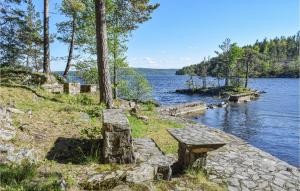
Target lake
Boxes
[137,68,300,167]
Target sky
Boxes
[31,0,299,70]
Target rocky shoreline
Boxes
[159,113,300,191]
[175,86,262,99]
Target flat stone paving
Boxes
[168,127,226,147]
[160,115,300,191]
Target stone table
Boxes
[168,127,226,171]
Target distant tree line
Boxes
[176,33,300,88]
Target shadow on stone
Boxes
[46,137,102,164]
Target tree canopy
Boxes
[176,33,300,80]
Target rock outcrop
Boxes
[0,106,37,164]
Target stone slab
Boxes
[102,109,130,132]
[130,138,176,182]
[168,127,226,148]
[158,102,206,116]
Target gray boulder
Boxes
[85,170,126,190]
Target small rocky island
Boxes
[175,86,262,105]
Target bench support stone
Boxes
[168,127,226,171]
[102,109,135,164]
[80,84,97,93]
[64,83,80,95]
[177,143,207,170]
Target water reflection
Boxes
[196,103,260,141]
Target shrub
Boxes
[145,102,156,111]
[118,71,152,103]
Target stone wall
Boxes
[158,101,206,116]
[63,83,80,95]
[102,109,134,164]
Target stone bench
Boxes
[168,127,226,171]
[80,84,97,93]
[63,83,80,95]
[102,109,134,164]
[158,102,206,116]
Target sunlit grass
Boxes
[128,108,183,154]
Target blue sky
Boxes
[31,0,299,70]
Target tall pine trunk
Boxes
[95,0,113,108]
[113,32,117,99]
[63,17,76,77]
[225,66,230,86]
[43,0,50,73]
[245,61,249,88]
[202,77,207,88]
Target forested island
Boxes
[176,33,300,81]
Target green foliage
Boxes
[118,71,152,102]
[0,161,62,191]
[176,32,300,80]
[85,105,105,118]
[0,0,43,69]
[74,94,93,105]
[52,72,67,84]
[145,102,156,111]
[75,60,98,84]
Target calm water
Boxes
[138,69,300,167]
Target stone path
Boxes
[127,138,176,182]
[160,115,300,191]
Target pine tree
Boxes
[95,0,113,108]
[43,0,50,73]
[57,0,85,77]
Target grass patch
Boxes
[154,169,227,191]
[128,109,183,154]
[0,161,62,191]
[185,169,227,191]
